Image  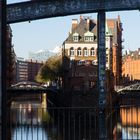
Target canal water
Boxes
[9,93,140,140]
[113,106,140,140]
[10,93,53,140]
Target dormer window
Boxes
[84,31,94,42]
[73,32,79,42]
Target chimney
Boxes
[86,17,90,30]
[71,19,78,31]
[80,15,83,21]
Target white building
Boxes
[64,16,113,70]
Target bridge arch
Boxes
[11,81,43,89]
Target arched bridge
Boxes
[7,81,59,94]
[11,81,43,88]
[7,81,60,106]
[117,83,140,95]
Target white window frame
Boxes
[84,36,94,42]
[91,48,94,56]
[84,48,88,56]
[73,36,79,42]
[77,48,82,56]
[70,48,75,56]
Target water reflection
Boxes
[10,93,140,140]
[10,100,98,140]
[12,127,48,140]
[10,93,52,140]
[113,106,140,140]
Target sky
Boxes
[7,0,140,59]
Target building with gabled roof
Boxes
[63,15,122,92]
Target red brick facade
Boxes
[28,60,43,82]
[108,16,123,85]
[122,49,140,83]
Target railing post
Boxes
[0,0,7,140]
[97,11,107,139]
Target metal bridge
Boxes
[11,81,44,88]
[6,0,140,24]
[8,81,58,94]
[1,0,140,139]
[117,83,140,94]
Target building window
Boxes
[70,47,74,56]
[90,81,95,88]
[84,31,94,42]
[73,36,79,42]
[77,47,82,56]
[106,56,108,62]
[84,48,88,56]
[91,48,94,56]
[85,36,94,42]
[73,32,79,42]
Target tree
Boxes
[36,55,62,84]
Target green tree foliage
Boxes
[36,55,62,83]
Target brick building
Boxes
[122,48,140,83]
[16,58,28,82]
[63,16,123,92]
[108,16,123,85]
[63,15,123,93]
[28,59,43,82]
[16,58,43,82]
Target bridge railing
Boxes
[6,105,140,140]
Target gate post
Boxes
[0,0,7,140]
[97,11,107,139]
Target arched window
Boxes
[83,47,88,56]
[77,47,82,56]
[91,48,94,56]
[70,47,74,56]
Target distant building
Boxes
[16,58,28,82]
[28,59,43,82]
[16,58,43,82]
[122,48,140,83]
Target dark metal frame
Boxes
[1,0,7,140]
[6,0,140,24]
[0,0,139,140]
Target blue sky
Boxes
[7,0,140,59]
